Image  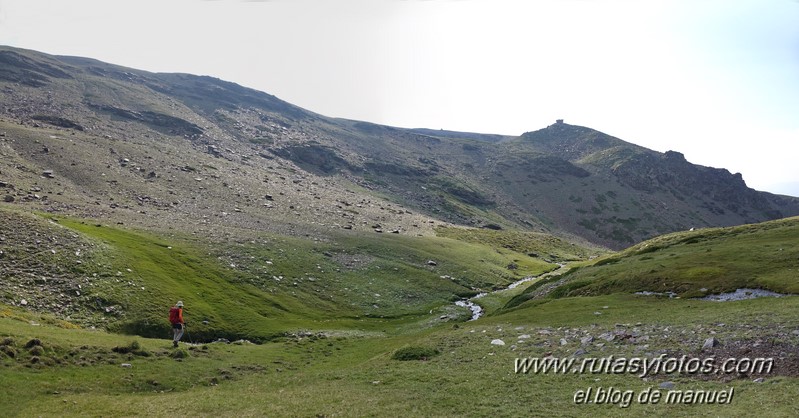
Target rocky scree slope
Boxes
[1,45,797,249]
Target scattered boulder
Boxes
[599,332,615,342]
[659,381,675,390]
[427,260,437,266]
[490,339,506,346]
[702,337,720,351]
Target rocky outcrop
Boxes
[610,150,784,220]
[272,143,353,175]
[88,104,203,138]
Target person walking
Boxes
[169,301,185,347]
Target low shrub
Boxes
[24,338,42,349]
[1,345,17,358]
[112,340,149,356]
[28,345,44,356]
[170,348,190,359]
[391,346,440,361]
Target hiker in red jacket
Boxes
[169,301,185,347]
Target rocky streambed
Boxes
[456,264,569,321]
[699,288,789,302]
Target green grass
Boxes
[436,226,606,262]
[57,218,327,342]
[4,209,799,416]
[515,217,799,299]
[15,213,561,343]
[3,291,799,417]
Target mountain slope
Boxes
[4,45,799,415]
[0,208,574,340]
[505,216,799,309]
[1,45,798,250]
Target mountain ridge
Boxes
[1,45,797,249]
[3,45,799,418]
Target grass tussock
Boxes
[391,346,440,361]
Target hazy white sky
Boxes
[1,0,797,195]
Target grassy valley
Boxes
[1,209,565,339]
[3,209,799,416]
[1,45,799,416]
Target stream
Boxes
[455,264,568,321]
[455,294,487,321]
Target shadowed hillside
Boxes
[1,44,797,251]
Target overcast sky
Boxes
[1,0,797,196]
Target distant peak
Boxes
[663,150,686,161]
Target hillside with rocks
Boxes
[1,45,798,251]
[3,45,799,417]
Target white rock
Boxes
[490,339,506,346]
[702,337,720,351]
